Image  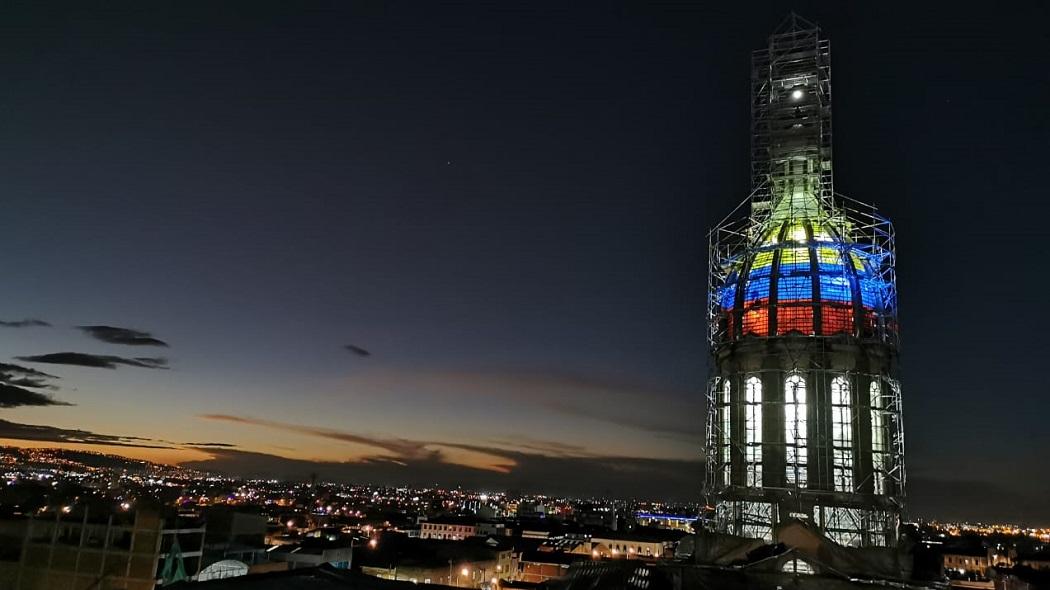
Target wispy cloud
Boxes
[78,325,168,347]
[0,362,59,390]
[0,419,171,449]
[16,353,168,370]
[485,436,597,458]
[0,319,51,328]
[542,398,700,440]
[0,362,69,408]
[198,414,520,473]
[333,368,699,439]
[0,384,72,408]
[344,344,371,357]
[199,414,426,457]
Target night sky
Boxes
[1,1,1048,523]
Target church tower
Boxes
[704,15,905,547]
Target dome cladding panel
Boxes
[716,219,892,340]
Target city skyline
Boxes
[1,1,1048,525]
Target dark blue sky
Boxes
[0,1,1047,523]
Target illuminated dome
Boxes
[714,192,895,341]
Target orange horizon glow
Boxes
[0,438,214,466]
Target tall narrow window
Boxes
[870,380,887,495]
[744,376,763,487]
[721,380,732,486]
[831,376,853,492]
[784,373,807,487]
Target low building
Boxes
[1015,551,1050,571]
[201,507,269,571]
[266,536,354,570]
[169,563,454,588]
[634,513,696,532]
[517,550,585,584]
[943,547,1014,579]
[989,565,1050,590]
[590,527,686,560]
[420,517,481,541]
[0,508,205,589]
[357,534,513,586]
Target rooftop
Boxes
[170,564,454,589]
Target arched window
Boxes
[870,380,887,495]
[782,558,815,575]
[744,376,763,487]
[784,373,807,488]
[721,379,732,486]
[831,376,853,492]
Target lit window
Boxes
[782,558,815,574]
[831,376,853,492]
[784,373,807,488]
[721,380,732,486]
[744,376,763,487]
[870,380,887,495]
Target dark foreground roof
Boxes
[547,561,946,590]
[169,564,455,589]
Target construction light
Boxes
[791,88,804,100]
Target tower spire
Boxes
[750,14,833,225]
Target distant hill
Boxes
[1,446,169,473]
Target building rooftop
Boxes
[590,527,688,543]
[519,550,588,566]
[355,534,511,570]
[422,516,487,526]
[170,564,454,589]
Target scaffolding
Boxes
[702,14,905,549]
[707,191,898,347]
[704,368,906,545]
[750,13,833,225]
